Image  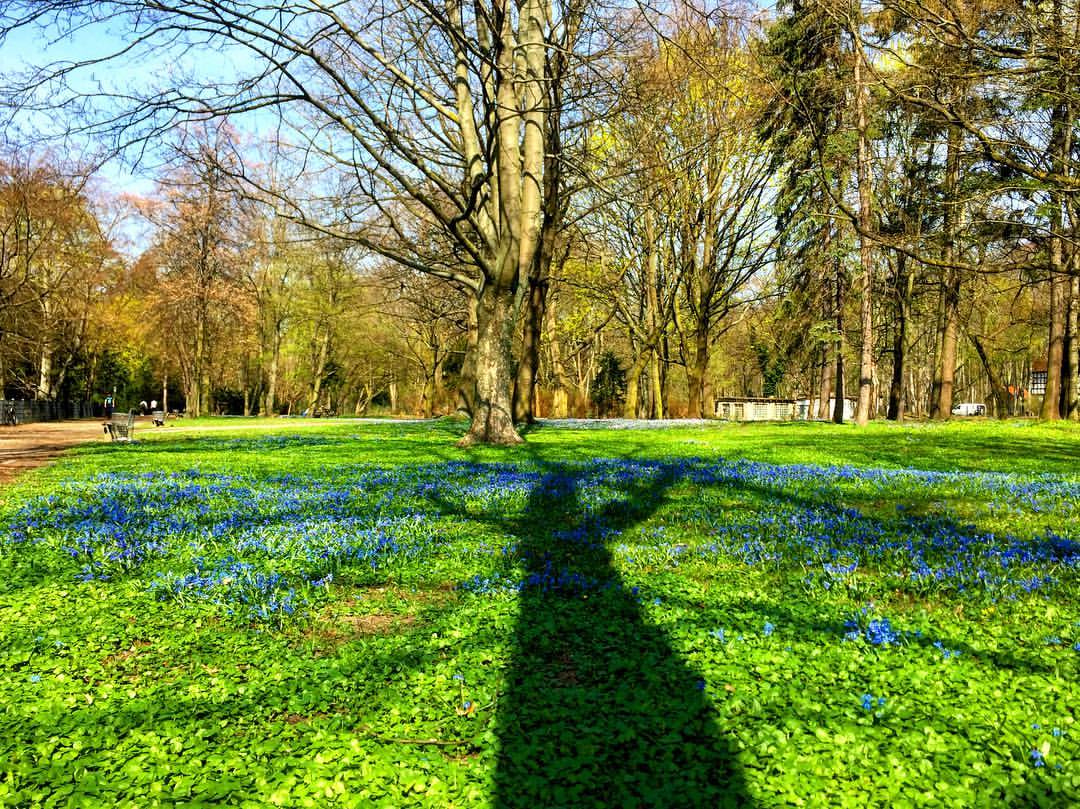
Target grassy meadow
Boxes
[1,418,1078,807]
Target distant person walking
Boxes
[104,395,114,419]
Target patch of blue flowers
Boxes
[844,606,903,646]
[150,559,299,625]
[861,693,887,711]
[2,452,1077,628]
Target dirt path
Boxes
[0,420,106,484]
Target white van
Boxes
[951,402,986,416]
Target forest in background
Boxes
[0,0,1077,438]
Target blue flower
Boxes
[29,674,41,683]
[763,622,775,637]
[1030,749,1046,767]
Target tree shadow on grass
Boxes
[418,453,1076,808]
[435,463,751,808]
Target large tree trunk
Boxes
[459,287,523,445]
[422,368,437,419]
[854,43,875,426]
[649,347,664,420]
[686,318,709,419]
[624,350,650,420]
[512,65,565,425]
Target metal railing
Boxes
[0,399,94,425]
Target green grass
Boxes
[1,418,1078,807]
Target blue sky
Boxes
[1,12,267,196]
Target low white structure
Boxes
[951,402,986,416]
[714,397,796,421]
[795,398,856,421]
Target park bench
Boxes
[106,410,136,442]
[152,410,165,427]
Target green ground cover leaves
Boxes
[0,419,1078,806]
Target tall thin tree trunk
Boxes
[935,124,964,419]
[512,275,547,424]
[832,250,845,424]
[37,297,53,400]
[887,255,912,421]
[263,325,281,416]
[191,314,206,417]
[1043,271,1068,420]
[1066,272,1079,419]
[308,326,330,415]
[456,296,479,416]
[818,348,834,420]
[546,294,571,418]
[1042,0,1074,419]
[929,282,946,417]
[37,339,52,400]
[1061,275,1075,417]
[854,43,875,426]
[241,359,251,417]
[970,333,1008,418]
[818,225,835,420]
[937,273,961,417]
[643,209,664,420]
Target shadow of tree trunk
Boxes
[490,464,750,808]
